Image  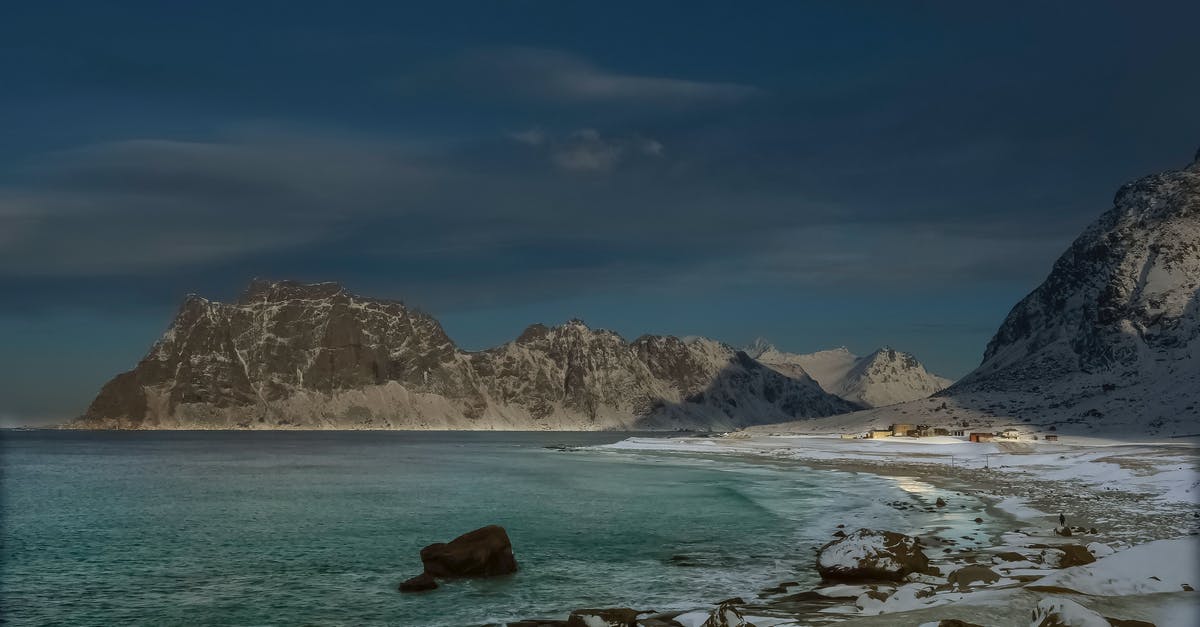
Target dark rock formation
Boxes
[565,608,646,626]
[397,572,437,593]
[701,599,754,626]
[398,525,517,594]
[947,565,1001,589]
[1054,544,1097,569]
[419,525,518,578]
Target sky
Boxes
[2,1,1199,425]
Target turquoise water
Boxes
[1,431,946,626]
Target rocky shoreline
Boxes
[489,435,1198,626]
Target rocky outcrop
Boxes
[1044,545,1096,569]
[701,599,755,627]
[74,280,858,430]
[419,525,518,578]
[746,342,951,407]
[815,529,933,582]
[397,572,437,593]
[399,525,517,593]
[565,608,647,627]
[947,565,1001,589]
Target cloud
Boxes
[409,47,762,107]
[508,128,665,172]
[0,133,436,275]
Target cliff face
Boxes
[77,281,858,430]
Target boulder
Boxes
[947,565,1001,589]
[996,551,1029,562]
[566,608,645,627]
[938,621,985,627]
[701,600,755,627]
[420,525,518,578]
[816,529,933,582]
[936,497,947,507]
[1056,544,1096,568]
[398,572,437,593]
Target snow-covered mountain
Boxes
[754,148,1200,437]
[941,147,1200,435]
[744,342,952,407]
[74,280,858,430]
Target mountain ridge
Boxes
[744,340,952,407]
[750,148,1200,437]
[74,282,859,430]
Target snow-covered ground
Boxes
[594,433,1200,626]
[603,434,1198,508]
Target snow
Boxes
[747,344,952,408]
[817,530,904,572]
[1033,597,1111,627]
[993,496,1048,521]
[1034,537,1199,596]
[600,434,1199,505]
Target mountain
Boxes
[744,342,952,407]
[74,280,858,430]
[941,148,1200,435]
[751,148,1200,437]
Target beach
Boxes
[593,433,1200,626]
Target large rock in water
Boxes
[816,529,932,581]
[420,525,518,578]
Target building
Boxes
[1001,428,1021,439]
[949,429,966,437]
[969,432,996,443]
[869,430,893,439]
[890,423,915,437]
[1044,434,1059,442]
[933,428,949,436]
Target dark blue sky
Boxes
[2,1,1198,425]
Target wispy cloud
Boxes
[407,47,762,107]
[508,128,665,172]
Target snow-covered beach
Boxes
[595,433,1200,626]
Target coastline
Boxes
[580,433,1199,626]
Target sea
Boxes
[0,430,988,626]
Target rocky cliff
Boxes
[942,148,1200,434]
[75,280,858,430]
[758,149,1200,437]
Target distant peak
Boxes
[515,323,550,344]
[1192,145,1200,170]
[744,337,776,358]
